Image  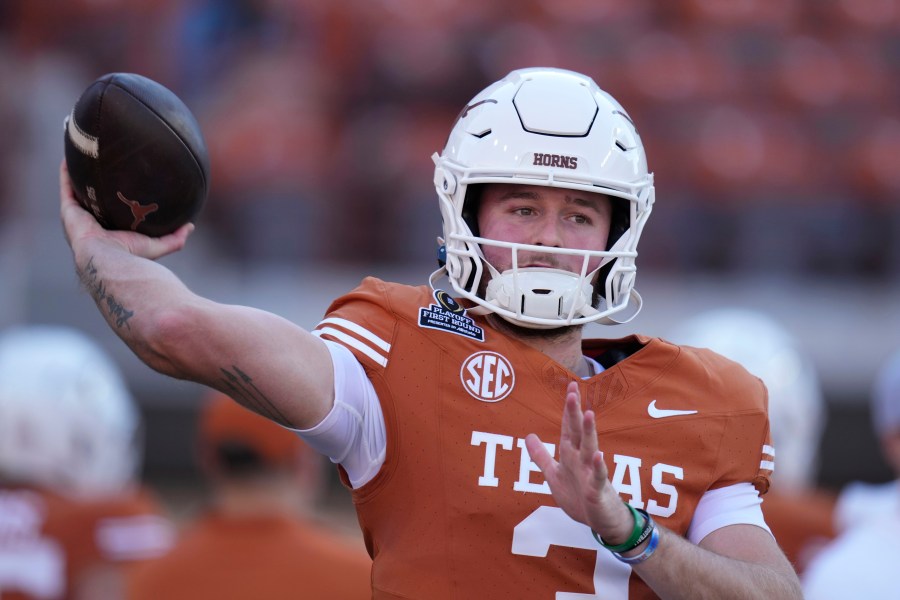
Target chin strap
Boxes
[596,289,643,325]
[428,265,448,292]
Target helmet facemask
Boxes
[431,68,654,329]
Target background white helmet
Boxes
[432,67,655,329]
[871,349,900,475]
[871,349,900,439]
[0,325,141,497]
[669,309,825,492]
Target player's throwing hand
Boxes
[525,382,637,545]
[59,160,193,261]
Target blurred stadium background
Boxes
[0,0,898,517]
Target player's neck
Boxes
[487,314,589,376]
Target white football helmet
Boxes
[669,309,825,492]
[0,325,141,497]
[431,67,655,329]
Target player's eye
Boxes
[569,214,592,225]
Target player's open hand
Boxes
[59,159,193,261]
[525,381,635,541]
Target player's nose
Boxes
[530,216,563,248]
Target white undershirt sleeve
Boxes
[291,340,387,488]
[686,482,772,544]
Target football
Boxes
[63,73,210,237]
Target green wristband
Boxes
[591,502,645,553]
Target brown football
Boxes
[63,73,210,237]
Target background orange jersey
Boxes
[760,489,837,573]
[316,278,773,600]
[126,512,372,600]
[0,485,173,600]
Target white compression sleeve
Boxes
[686,482,772,544]
[292,340,387,488]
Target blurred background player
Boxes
[127,391,371,600]
[801,348,900,598]
[833,347,900,527]
[0,325,173,600]
[669,308,837,572]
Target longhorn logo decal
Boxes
[117,191,159,230]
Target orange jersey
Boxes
[315,278,773,600]
[126,512,372,600]
[0,485,173,600]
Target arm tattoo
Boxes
[219,366,293,427]
[78,257,134,329]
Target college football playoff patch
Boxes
[419,290,485,341]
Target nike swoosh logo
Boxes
[648,399,698,419]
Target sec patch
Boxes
[460,351,515,402]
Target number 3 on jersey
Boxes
[513,506,631,599]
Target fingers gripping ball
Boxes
[63,73,210,237]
